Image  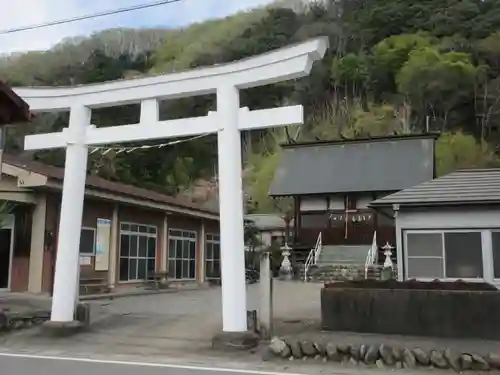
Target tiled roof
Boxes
[269,134,437,196]
[3,154,218,216]
[0,81,32,124]
[245,213,294,230]
[370,169,500,207]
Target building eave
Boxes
[280,132,440,149]
[5,160,218,220]
[0,81,32,124]
[369,200,500,209]
[43,180,219,220]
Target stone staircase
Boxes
[318,245,368,265]
[299,245,396,282]
[303,263,395,282]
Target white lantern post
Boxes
[381,242,395,281]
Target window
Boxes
[444,232,483,278]
[405,231,483,279]
[205,233,220,279]
[119,223,157,282]
[271,235,284,246]
[491,231,500,278]
[80,228,96,255]
[406,233,444,278]
[345,195,357,210]
[168,229,196,280]
[301,214,329,229]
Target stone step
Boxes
[318,245,369,264]
[300,263,398,283]
[317,254,367,260]
[317,259,363,265]
[318,258,367,264]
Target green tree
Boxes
[435,131,499,175]
[474,69,500,140]
[307,97,412,141]
[350,0,500,45]
[4,0,500,208]
[244,128,295,216]
[0,201,14,228]
[397,47,477,130]
[342,103,413,138]
[244,219,261,251]
[245,151,283,214]
[331,53,369,99]
[371,33,435,97]
[478,31,500,72]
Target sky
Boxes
[0,0,275,54]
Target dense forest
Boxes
[1,0,500,213]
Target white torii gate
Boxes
[14,36,328,335]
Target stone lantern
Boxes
[279,209,294,280]
[381,242,395,280]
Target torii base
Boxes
[41,320,84,337]
[212,330,260,351]
[41,303,90,337]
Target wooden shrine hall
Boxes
[269,133,438,260]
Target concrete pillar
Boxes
[395,212,404,281]
[50,105,90,323]
[161,213,168,272]
[28,194,47,293]
[139,99,159,124]
[107,204,119,290]
[199,220,206,283]
[259,250,273,339]
[216,85,247,333]
[75,256,81,306]
[482,230,494,284]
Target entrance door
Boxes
[0,229,11,289]
[0,214,14,290]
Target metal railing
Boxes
[364,231,379,279]
[304,232,322,282]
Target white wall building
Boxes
[370,169,500,286]
[245,214,293,250]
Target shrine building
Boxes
[269,133,438,266]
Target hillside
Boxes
[1,0,500,213]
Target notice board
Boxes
[95,218,111,271]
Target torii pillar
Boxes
[14,36,329,344]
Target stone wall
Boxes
[321,282,500,339]
[265,337,500,372]
[302,264,397,282]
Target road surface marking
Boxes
[0,352,306,375]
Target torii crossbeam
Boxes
[14,36,329,341]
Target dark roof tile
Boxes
[370,169,500,207]
[0,81,32,125]
[269,134,436,196]
[3,154,218,216]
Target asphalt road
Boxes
[0,354,301,375]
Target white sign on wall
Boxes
[79,256,91,266]
[95,218,111,271]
